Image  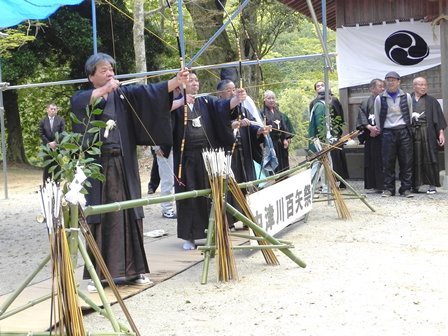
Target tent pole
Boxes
[322,0,330,129]
[92,0,98,54]
[321,0,330,199]
[440,0,448,189]
[0,58,8,200]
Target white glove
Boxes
[412,112,420,121]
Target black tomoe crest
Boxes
[384,30,429,65]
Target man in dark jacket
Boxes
[39,103,65,184]
[356,79,385,192]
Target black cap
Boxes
[385,71,400,80]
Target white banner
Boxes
[246,169,312,237]
[336,21,440,88]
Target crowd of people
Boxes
[40,54,446,293]
[357,72,446,197]
[40,53,295,292]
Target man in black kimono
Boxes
[71,53,188,292]
[171,72,246,250]
[411,77,446,194]
[261,90,293,173]
[217,79,269,229]
[356,79,385,192]
[217,79,266,182]
[39,103,65,184]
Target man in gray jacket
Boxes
[373,71,414,198]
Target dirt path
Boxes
[1,163,448,335]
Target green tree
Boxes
[0,28,35,57]
[261,18,338,151]
[183,0,235,91]
[2,0,170,165]
[238,0,302,99]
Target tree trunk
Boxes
[133,0,147,83]
[184,0,236,92]
[241,0,262,101]
[4,90,28,164]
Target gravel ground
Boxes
[1,163,448,336]
[79,183,448,336]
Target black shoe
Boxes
[381,190,393,197]
[401,190,414,198]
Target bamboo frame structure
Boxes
[304,130,376,223]
[0,199,137,336]
[0,150,375,332]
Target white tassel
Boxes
[103,120,116,138]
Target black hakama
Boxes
[172,96,234,241]
[71,83,173,280]
[411,94,447,189]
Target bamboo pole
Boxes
[67,203,80,267]
[78,212,141,335]
[0,254,51,317]
[78,291,136,334]
[229,233,292,244]
[198,244,294,250]
[226,203,306,268]
[0,332,134,336]
[201,203,216,285]
[0,293,53,320]
[77,236,121,332]
[322,154,351,220]
[202,149,238,282]
[83,163,311,217]
[227,177,279,265]
[331,169,375,212]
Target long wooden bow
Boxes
[166,0,189,184]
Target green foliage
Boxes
[259,18,339,151]
[275,84,310,149]
[0,27,35,58]
[39,103,105,192]
[4,0,342,166]
[19,59,74,166]
[4,0,175,165]
[330,114,344,138]
[2,48,41,81]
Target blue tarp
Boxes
[0,0,84,28]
